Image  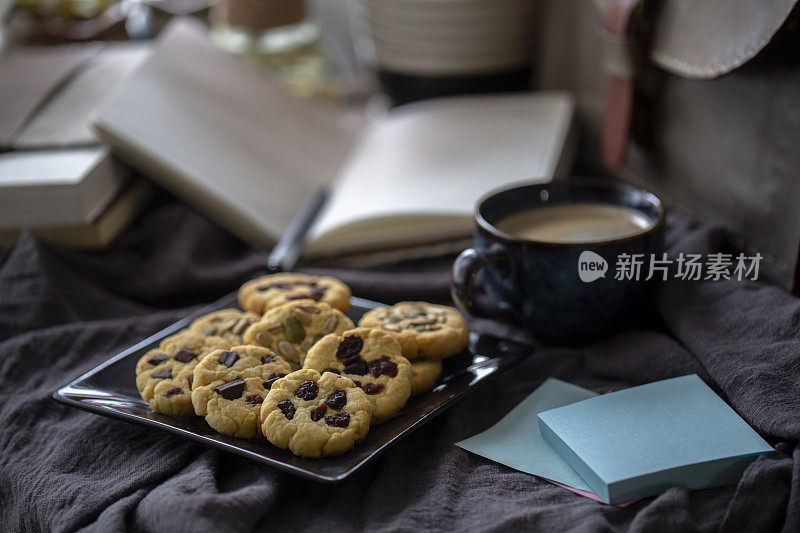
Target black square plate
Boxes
[53,294,530,483]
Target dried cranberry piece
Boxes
[174,349,197,363]
[367,357,399,378]
[363,383,384,395]
[343,357,367,376]
[245,394,263,406]
[263,373,286,390]
[295,380,319,401]
[310,404,328,422]
[336,335,363,359]
[325,389,347,410]
[148,353,168,365]
[325,413,350,428]
[258,282,292,292]
[278,400,296,420]
[353,380,362,388]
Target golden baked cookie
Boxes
[410,359,443,396]
[191,345,292,438]
[135,330,230,416]
[242,300,354,366]
[260,369,372,458]
[358,302,469,359]
[303,327,411,424]
[238,273,351,315]
[188,309,261,345]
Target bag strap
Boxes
[600,0,644,170]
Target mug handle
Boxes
[451,246,513,319]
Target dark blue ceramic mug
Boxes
[451,179,665,344]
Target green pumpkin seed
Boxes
[255,332,272,346]
[202,326,218,335]
[320,316,338,334]
[282,315,305,343]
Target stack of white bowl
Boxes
[352,0,540,77]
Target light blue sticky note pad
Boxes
[456,378,598,492]
[537,374,773,504]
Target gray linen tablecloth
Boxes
[1,196,799,532]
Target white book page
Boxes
[305,92,574,254]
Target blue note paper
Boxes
[456,378,598,494]
[537,374,774,504]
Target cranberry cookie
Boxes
[242,300,354,366]
[358,302,469,359]
[191,345,292,438]
[410,359,443,396]
[135,330,230,416]
[238,273,351,315]
[189,309,261,345]
[261,369,372,458]
[303,327,411,424]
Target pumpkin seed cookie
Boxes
[303,327,411,424]
[191,345,292,438]
[238,273,351,315]
[242,300,354,366]
[358,302,469,359]
[135,331,230,416]
[261,369,372,458]
[410,359,443,396]
[188,308,260,345]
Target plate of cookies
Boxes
[54,272,530,482]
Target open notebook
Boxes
[93,18,576,258]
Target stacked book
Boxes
[0,42,153,247]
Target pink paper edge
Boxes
[542,477,637,507]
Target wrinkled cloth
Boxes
[1,196,799,533]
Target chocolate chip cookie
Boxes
[303,327,411,424]
[188,308,260,345]
[135,330,231,416]
[260,369,372,458]
[358,302,469,359]
[191,345,292,438]
[410,359,443,396]
[242,300,354,366]
[238,273,351,315]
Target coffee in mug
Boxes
[451,179,665,344]
[494,203,655,244]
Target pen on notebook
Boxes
[266,187,329,274]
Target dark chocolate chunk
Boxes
[336,334,363,359]
[214,378,245,400]
[188,376,193,389]
[343,356,367,376]
[295,380,319,401]
[367,357,399,378]
[148,353,168,365]
[218,350,239,368]
[263,373,286,390]
[325,389,347,410]
[261,354,277,364]
[323,368,340,375]
[325,413,350,428]
[278,399,296,420]
[174,349,197,363]
[245,394,263,406]
[152,369,172,379]
[165,387,184,398]
[310,404,328,422]
[363,383,384,395]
